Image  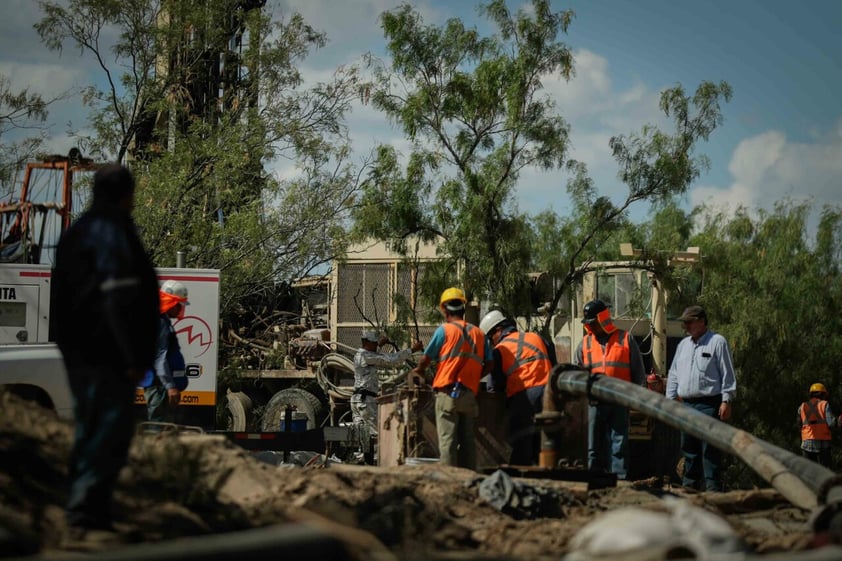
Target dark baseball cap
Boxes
[679,305,707,322]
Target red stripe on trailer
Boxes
[20,271,51,278]
[232,433,277,440]
[158,275,219,283]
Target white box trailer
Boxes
[0,264,51,344]
[141,269,220,410]
[0,264,220,418]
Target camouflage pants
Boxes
[350,394,378,453]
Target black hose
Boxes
[552,366,837,510]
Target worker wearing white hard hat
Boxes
[480,309,554,465]
[140,280,190,423]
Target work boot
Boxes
[0,526,39,556]
[62,525,126,552]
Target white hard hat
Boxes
[361,329,380,343]
[480,310,507,334]
[161,280,189,303]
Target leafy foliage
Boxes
[36,0,365,364]
[354,0,574,315]
[539,82,732,329]
[0,74,50,197]
[352,1,731,333]
[36,0,165,161]
[692,201,842,472]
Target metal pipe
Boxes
[176,250,186,268]
[13,524,353,561]
[537,367,564,468]
[552,366,835,511]
[651,277,667,376]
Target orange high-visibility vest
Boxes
[496,331,551,398]
[582,330,631,382]
[433,320,484,394]
[800,398,831,441]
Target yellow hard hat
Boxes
[439,287,466,306]
[810,383,828,395]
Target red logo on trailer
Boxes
[173,315,213,358]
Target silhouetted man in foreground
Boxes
[53,164,159,538]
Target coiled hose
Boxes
[316,350,415,401]
[317,352,355,400]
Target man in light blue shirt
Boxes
[666,305,737,492]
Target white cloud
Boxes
[726,131,786,191]
[0,61,80,98]
[518,49,669,210]
[544,49,613,119]
[690,183,755,213]
[274,0,442,66]
[690,122,842,212]
[543,49,665,130]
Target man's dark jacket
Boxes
[52,205,159,372]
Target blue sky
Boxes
[2,0,841,223]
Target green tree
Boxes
[353,0,574,315]
[36,0,365,361]
[691,201,842,478]
[353,1,731,328]
[37,0,165,162]
[538,81,731,328]
[0,74,49,197]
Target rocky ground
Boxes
[0,389,832,560]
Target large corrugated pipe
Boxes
[550,364,842,516]
[8,524,356,561]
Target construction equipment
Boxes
[376,387,511,468]
[0,161,508,464]
[0,157,428,458]
[0,152,95,265]
[221,240,443,440]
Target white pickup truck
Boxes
[0,343,73,420]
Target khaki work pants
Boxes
[435,390,479,470]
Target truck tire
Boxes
[261,388,324,431]
[225,391,252,431]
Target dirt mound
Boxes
[0,390,819,559]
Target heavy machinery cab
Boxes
[551,261,694,378]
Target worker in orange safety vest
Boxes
[575,299,646,480]
[798,383,836,469]
[479,309,555,465]
[410,287,492,470]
